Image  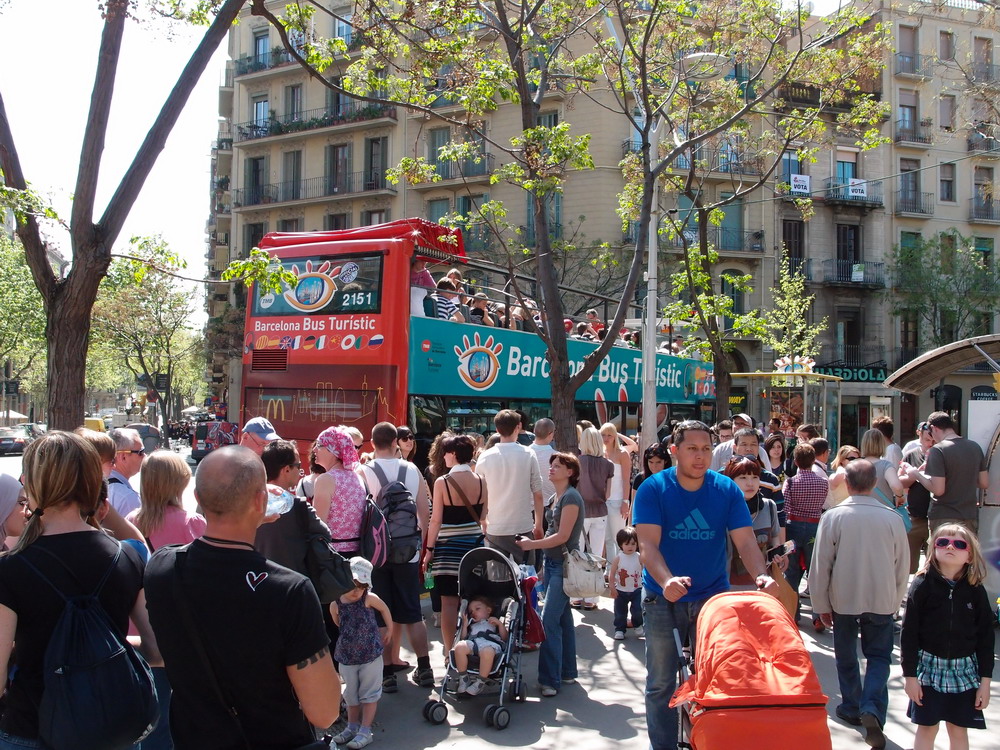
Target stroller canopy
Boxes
[457,548,523,607]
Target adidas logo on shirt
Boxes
[668,508,716,541]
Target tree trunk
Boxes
[45,283,100,431]
[549,365,578,453]
[713,352,733,425]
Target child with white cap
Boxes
[329,557,393,748]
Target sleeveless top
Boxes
[607,459,625,505]
[326,467,367,554]
[431,467,485,578]
[334,591,384,666]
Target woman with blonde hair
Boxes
[0,432,161,748]
[128,450,206,550]
[0,475,27,551]
[573,427,614,609]
[600,422,638,557]
[860,429,906,512]
[827,444,861,507]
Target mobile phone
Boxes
[766,539,796,562]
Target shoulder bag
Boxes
[297,499,355,604]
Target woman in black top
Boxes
[631,442,671,492]
[0,431,160,746]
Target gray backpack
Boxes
[370,463,421,565]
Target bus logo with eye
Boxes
[282,260,342,313]
[454,333,503,391]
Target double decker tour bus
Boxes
[241,219,715,451]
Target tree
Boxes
[0,0,246,429]
[887,231,999,349]
[762,251,828,365]
[0,233,47,417]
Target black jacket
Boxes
[900,565,995,679]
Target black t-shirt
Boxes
[144,540,328,750]
[903,448,933,518]
[0,531,145,739]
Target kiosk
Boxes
[731,370,843,452]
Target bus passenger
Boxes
[430,279,465,323]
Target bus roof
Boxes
[257,218,465,261]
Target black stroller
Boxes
[422,547,528,730]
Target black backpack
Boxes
[369,462,421,565]
[18,540,159,750]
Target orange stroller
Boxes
[670,591,832,750]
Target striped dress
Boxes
[432,467,484,579]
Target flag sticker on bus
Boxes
[455,333,504,390]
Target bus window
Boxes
[252,254,383,316]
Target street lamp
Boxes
[640,52,728,449]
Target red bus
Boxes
[241,219,715,453]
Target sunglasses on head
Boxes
[732,455,759,464]
[934,537,969,550]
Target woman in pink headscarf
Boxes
[312,426,368,555]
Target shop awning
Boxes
[883,335,1000,394]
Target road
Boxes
[2,451,997,749]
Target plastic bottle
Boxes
[265,484,295,515]
[424,567,435,590]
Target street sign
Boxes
[155,373,169,391]
[4,380,18,395]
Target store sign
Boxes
[790,174,811,194]
[971,385,998,401]
[815,364,888,382]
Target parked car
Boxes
[191,421,239,462]
[0,425,36,455]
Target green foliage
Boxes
[0,234,47,398]
[222,248,298,294]
[763,252,828,361]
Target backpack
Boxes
[357,496,392,568]
[369,462,421,565]
[297,498,356,601]
[18,540,159,750]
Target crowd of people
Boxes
[0,407,993,750]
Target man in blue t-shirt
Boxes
[633,420,777,750]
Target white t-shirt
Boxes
[529,443,557,507]
[475,442,542,536]
[612,550,642,593]
[357,457,423,563]
[107,470,141,517]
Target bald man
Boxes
[144,446,340,747]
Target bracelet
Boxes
[425,547,435,551]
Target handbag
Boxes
[873,486,912,533]
[562,548,607,599]
[172,549,330,750]
[298,500,355,604]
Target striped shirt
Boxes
[783,468,829,521]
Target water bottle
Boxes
[265,484,295,515]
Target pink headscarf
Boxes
[316,426,360,471]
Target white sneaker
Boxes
[613,630,625,640]
[456,674,471,694]
[634,626,644,637]
[331,726,357,745]
[465,677,485,696]
[346,731,373,749]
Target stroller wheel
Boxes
[426,700,448,725]
[483,704,498,726]
[492,706,511,730]
[421,699,435,721]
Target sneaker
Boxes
[414,667,435,687]
[456,673,470,694]
[465,677,485,696]
[381,673,397,693]
[860,713,886,749]
[613,630,626,640]
[346,730,373,749]
[331,726,358,745]
[540,684,558,697]
[562,677,577,685]
[634,626,644,637]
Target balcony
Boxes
[782,256,813,281]
[777,80,883,113]
[819,345,887,368]
[413,153,495,187]
[895,191,934,216]
[894,52,934,78]
[968,133,1000,154]
[232,103,397,143]
[231,172,396,209]
[216,129,233,151]
[971,62,1000,83]
[234,47,298,77]
[668,147,762,176]
[820,259,886,288]
[661,227,765,254]
[823,178,884,209]
[970,199,1000,223]
[894,120,933,146]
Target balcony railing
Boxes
[894,120,933,144]
[216,130,233,151]
[895,191,934,216]
[894,52,934,77]
[778,80,882,111]
[234,47,299,76]
[819,345,887,368]
[821,259,886,287]
[970,199,1000,222]
[971,62,1000,82]
[669,147,762,175]
[232,171,396,208]
[430,153,495,180]
[661,227,765,253]
[968,133,1000,153]
[783,256,813,281]
[823,178,884,207]
[232,103,397,143]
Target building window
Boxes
[976,237,994,269]
[939,95,955,131]
[900,231,922,258]
[281,150,302,201]
[284,85,302,119]
[782,219,805,273]
[900,158,921,200]
[720,269,746,331]
[536,111,559,128]
[277,218,301,233]
[364,137,388,190]
[253,31,269,59]
[835,149,857,183]
[427,198,449,224]
[939,31,955,61]
[252,96,269,127]
[362,209,388,225]
[324,213,350,231]
[244,222,267,254]
[898,89,918,129]
[780,150,801,184]
[335,14,353,45]
[974,166,994,208]
[940,232,956,274]
[901,311,918,352]
[428,128,450,176]
[939,163,955,202]
[836,224,860,264]
[325,144,350,194]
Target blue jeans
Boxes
[784,520,818,620]
[832,612,894,725]
[613,589,643,632]
[0,732,49,749]
[643,589,705,750]
[138,666,173,750]
[538,557,577,689]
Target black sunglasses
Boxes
[118,449,146,456]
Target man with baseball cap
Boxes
[710,413,769,471]
[241,417,280,456]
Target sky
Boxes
[1,0,229,320]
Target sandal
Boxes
[582,602,598,611]
[570,600,584,608]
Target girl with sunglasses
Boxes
[901,524,993,749]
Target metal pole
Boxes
[641,158,660,449]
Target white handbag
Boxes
[562,548,607,599]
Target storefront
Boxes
[814,363,895,450]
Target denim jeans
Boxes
[784,520,818,619]
[138,666,173,750]
[832,612,894,725]
[538,557,577,690]
[613,589,643,632]
[0,732,49,749]
[642,589,705,750]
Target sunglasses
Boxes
[732,455,760,464]
[934,537,969,550]
[398,436,413,441]
[117,449,146,456]
[846,455,861,461]
[353,443,364,450]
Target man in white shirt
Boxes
[872,416,902,468]
[529,418,557,507]
[475,409,543,563]
[357,422,433,692]
[108,427,144,516]
[710,414,768,470]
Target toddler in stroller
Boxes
[454,596,509,696]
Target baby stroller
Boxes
[669,591,832,750]
[422,547,528,730]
